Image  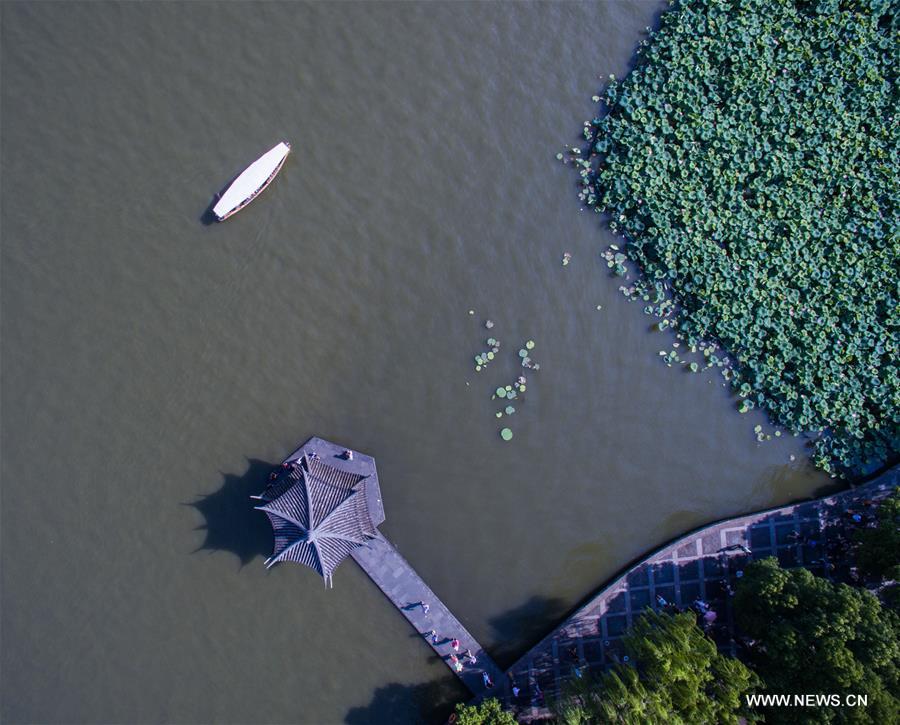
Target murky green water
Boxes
[1,2,830,723]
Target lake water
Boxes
[1,2,831,723]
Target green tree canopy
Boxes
[735,557,900,723]
[556,610,758,724]
[452,697,516,725]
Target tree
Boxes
[556,610,759,724]
[452,697,516,725]
[735,557,900,724]
[854,490,900,584]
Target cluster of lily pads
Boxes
[493,375,528,442]
[474,336,501,372]
[657,338,732,379]
[518,339,540,371]
[474,329,540,441]
[494,377,527,404]
[572,0,899,476]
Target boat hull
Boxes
[214,142,290,221]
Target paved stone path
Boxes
[351,533,506,699]
[498,467,899,721]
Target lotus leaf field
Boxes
[576,0,899,476]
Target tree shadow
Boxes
[344,677,463,725]
[186,458,275,566]
[488,595,569,669]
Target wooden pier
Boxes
[351,533,506,699]
[264,436,504,698]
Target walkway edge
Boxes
[351,533,506,698]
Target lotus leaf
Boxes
[574,0,898,476]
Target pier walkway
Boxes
[499,466,899,721]
[269,436,504,699]
[351,533,505,699]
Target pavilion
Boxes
[251,436,504,697]
[252,437,385,587]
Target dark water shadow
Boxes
[344,677,462,725]
[199,206,218,225]
[186,458,275,566]
[488,595,568,669]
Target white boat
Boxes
[213,141,291,221]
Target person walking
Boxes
[450,638,460,652]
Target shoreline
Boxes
[492,464,900,719]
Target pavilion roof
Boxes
[255,453,379,585]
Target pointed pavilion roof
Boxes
[255,444,382,586]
